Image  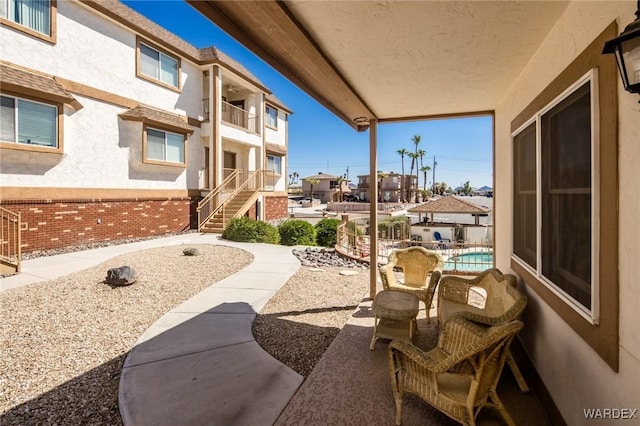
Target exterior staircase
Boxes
[200,189,259,233]
[0,206,21,275]
[197,169,264,234]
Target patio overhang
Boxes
[187,0,570,297]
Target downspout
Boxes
[369,119,378,299]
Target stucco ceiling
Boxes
[188,0,570,129]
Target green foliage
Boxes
[278,219,316,246]
[315,218,341,247]
[222,216,280,244]
[378,215,411,240]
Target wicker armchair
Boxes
[379,247,443,321]
[388,316,523,426]
[437,268,529,392]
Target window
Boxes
[138,41,179,89]
[265,105,277,129]
[266,154,281,175]
[512,72,598,321]
[0,0,51,36]
[0,94,58,148]
[145,127,184,164]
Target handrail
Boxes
[197,169,241,230]
[0,206,21,273]
[222,101,258,133]
[212,169,263,230]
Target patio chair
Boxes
[437,268,529,393]
[433,231,451,249]
[388,315,523,426]
[379,247,443,322]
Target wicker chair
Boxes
[388,316,523,426]
[379,247,443,322]
[437,268,529,392]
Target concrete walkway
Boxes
[1,233,304,426]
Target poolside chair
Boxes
[378,247,443,322]
[388,315,523,426]
[437,268,529,393]
[433,231,451,249]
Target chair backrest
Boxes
[439,268,527,325]
[388,246,443,288]
[439,316,523,402]
[433,231,444,241]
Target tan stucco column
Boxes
[212,65,222,188]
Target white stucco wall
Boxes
[265,108,288,192]
[494,1,640,423]
[1,1,203,190]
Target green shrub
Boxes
[278,219,316,246]
[222,216,280,244]
[315,218,341,247]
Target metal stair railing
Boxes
[0,206,21,273]
[197,169,241,231]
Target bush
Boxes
[315,218,341,247]
[222,217,280,244]
[278,219,316,246]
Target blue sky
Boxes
[123,0,493,189]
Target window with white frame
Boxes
[265,105,278,129]
[139,41,179,88]
[267,154,281,175]
[0,94,58,148]
[145,127,184,164]
[0,0,51,36]
[512,71,598,322]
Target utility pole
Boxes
[432,156,437,194]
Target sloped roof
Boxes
[265,142,287,155]
[0,62,82,109]
[119,104,194,134]
[265,94,292,114]
[408,196,490,214]
[303,173,339,180]
[81,0,269,93]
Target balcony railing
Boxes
[222,101,258,133]
[202,98,210,122]
[0,207,21,273]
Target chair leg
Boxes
[370,315,379,350]
[490,392,516,426]
[394,394,403,425]
[506,350,530,393]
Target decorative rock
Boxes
[105,266,137,286]
[183,247,200,256]
[339,270,359,276]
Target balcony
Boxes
[222,101,258,133]
[200,99,259,134]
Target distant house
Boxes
[301,172,349,203]
[357,172,417,202]
[0,0,292,257]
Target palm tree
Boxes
[417,148,426,189]
[377,171,388,202]
[305,178,320,201]
[335,175,345,201]
[420,165,431,191]
[397,148,408,202]
[408,152,419,201]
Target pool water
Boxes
[444,252,494,272]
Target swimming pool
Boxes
[444,252,494,272]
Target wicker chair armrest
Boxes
[379,263,397,290]
[388,340,454,374]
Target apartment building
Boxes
[356,172,417,202]
[0,0,291,259]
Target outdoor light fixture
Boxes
[353,116,369,124]
[602,0,640,98]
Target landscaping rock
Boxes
[292,247,367,269]
[105,266,137,286]
[183,248,200,256]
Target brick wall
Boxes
[264,196,288,221]
[1,198,194,253]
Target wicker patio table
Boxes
[370,290,419,350]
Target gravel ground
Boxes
[252,264,370,377]
[0,241,372,425]
[0,244,253,426]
